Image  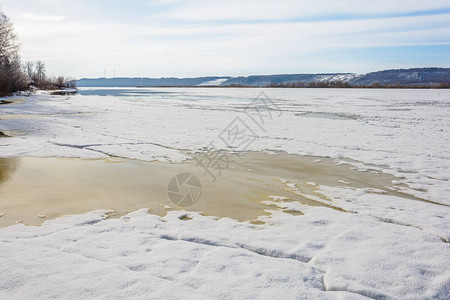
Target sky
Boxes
[1,0,450,79]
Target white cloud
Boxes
[0,0,448,77]
[21,13,65,22]
[162,0,450,21]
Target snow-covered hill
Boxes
[75,68,450,87]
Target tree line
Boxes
[267,80,450,89]
[0,9,74,96]
[24,60,75,90]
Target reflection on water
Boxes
[0,158,19,186]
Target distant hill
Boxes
[220,73,357,86]
[348,68,450,86]
[76,76,231,87]
[75,68,450,87]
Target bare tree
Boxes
[0,9,27,94]
[0,9,76,93]
[0,12,18,61]
[25,61,34,80]
[35,60,46,82]
[64,77,76,88]
[55,76,65,88]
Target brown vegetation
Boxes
[25,60,76,90]
[267,80,450,89]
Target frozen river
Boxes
[0,88,449,299]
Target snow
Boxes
[0,208,448,299]
[1,88,450,298]
[316,74,359,82]
[315,186,450,242]
[197,78,229,86]
[0,207,450,299]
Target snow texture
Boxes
[1,88,449,299]
[0,208,449,299]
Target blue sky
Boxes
[2,0,450,78]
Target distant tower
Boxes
[114,70,116,78]
[104,70,106,78]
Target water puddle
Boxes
[0,152,423,227]
[0,98,26,105]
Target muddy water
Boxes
[0,98,26,105]
[0,152,420,227]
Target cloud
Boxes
[22,13,65,22]
[161,0,450,21]
[1,0,448,77]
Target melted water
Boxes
[0,152,422,227]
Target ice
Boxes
[1,88,450,298]
[1,88,448,205]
